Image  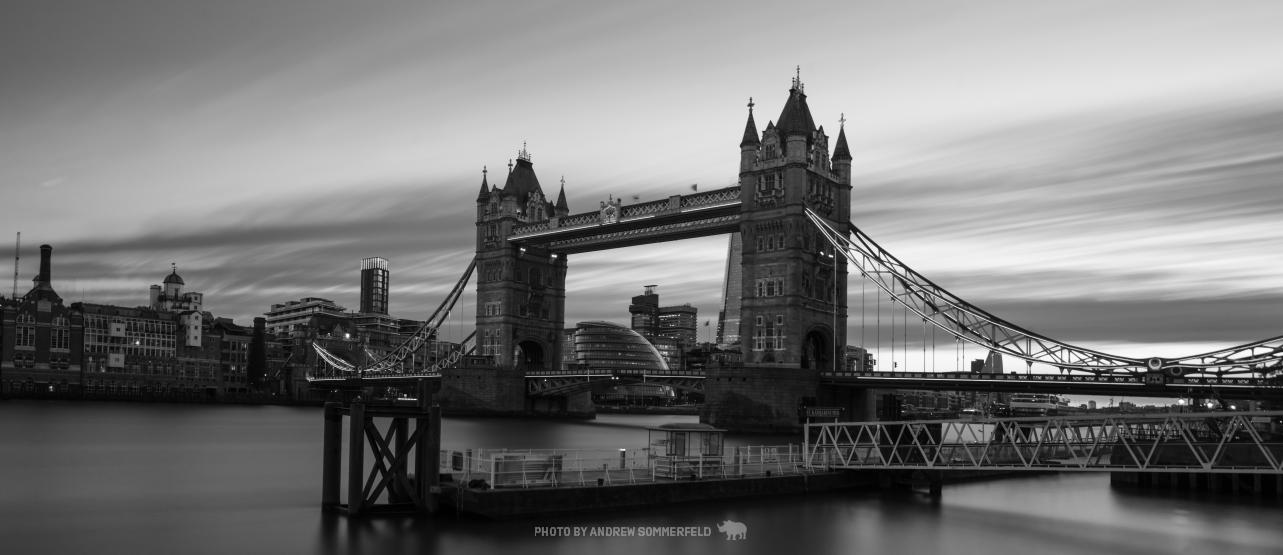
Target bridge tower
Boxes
[474,147,569,371]
[704,74,854,432]
[736,74,851,370]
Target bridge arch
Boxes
[515,339,547,371]
[801,326,833,371]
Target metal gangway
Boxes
[804,411,1283,474]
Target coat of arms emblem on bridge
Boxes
[599,197,623,225]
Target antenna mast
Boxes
[12,232,19,299]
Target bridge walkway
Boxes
[804,411,1283,474]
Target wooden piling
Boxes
[347,400,366,517]
[322,402,342,509]
[390,417,409,504]
[423,404,441,513]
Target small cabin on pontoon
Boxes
[648,422,725,479]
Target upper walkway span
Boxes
[506,186,742,253]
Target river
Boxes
[1,401,1279,554]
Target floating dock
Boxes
[441,471,875,519]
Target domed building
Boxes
[150,264,203,313]
[568,321,669,373]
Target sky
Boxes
[4,0,1283,386]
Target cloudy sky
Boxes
[4,0,1283,379]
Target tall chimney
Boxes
[25,243,61,303]
[37,244,52,285]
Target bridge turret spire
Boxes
[476,166,491,202]
[740,97,760,148]
[832,115,852,185]
[555,177,570,217]
[740,97,761,173]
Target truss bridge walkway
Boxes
[804,411,1283,474]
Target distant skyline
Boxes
[5,0,1283,372]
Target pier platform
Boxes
[440,471,874,519]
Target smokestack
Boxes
[25,243,61,303]
[37,244,52,285]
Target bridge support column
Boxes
[438,358,526,415]
[817,384,876,422]
[527,390,595,418]
[702,366,820,433]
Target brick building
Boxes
[0,245,84,396]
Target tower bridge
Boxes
[310,76,1283,432]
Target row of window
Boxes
[755,233,787,252]
[85,344,176,358]
[85,333,176,347]
[13,327,71,349]
[84,316,175,334]
[482,265,553,286]
[14,314,71,326]
[8,354,72,369]
[806,176,835,199]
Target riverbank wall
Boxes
[1111,471,1283,498]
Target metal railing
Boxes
[440,445,814,488]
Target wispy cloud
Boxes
[28,95,1283,356]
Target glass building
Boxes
[571,321,669,372]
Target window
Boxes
[752,314,782,351]
[16,325,35,348]
[755,277,785,297]
[51,328,70,350]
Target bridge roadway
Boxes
[306,368,707,396]
[804,410,1283,475]
[309,367,1283,398]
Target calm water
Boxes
[1,401,1280,555]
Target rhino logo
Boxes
[717,520,747,540]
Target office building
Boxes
[360,257,389,315]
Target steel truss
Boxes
[308,259,477,381]
[804,411,1283,473]
[804,209,1283,378]
[525,369,706,396]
